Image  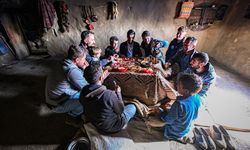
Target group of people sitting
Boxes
[45,26,216,142]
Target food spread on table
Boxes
[105,57,159,74]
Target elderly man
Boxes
[140,30,168,64]
[46,45,89,117]
[184,52,216,98]
[120,29,141,58]
[165,36,198,73]
[80,30,109,66]
[165,26,187,62]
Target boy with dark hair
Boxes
[80,62,136,133]
[120,29,141,57]
[151,73,202,141]
[105,36,120,58]
[184,52,216,98]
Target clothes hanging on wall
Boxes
[54,1,70,33]
[107,1,118,20]
[81,5,94,30]
[38,0,56,32]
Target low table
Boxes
[103,71,177,106]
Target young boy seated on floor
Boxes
[150,73,203,142]
[80,61,137,133]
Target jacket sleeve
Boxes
[67,68,88,90]
[111,91,124,114]
[119,42,126,57]
[140,42,146,57]
[168,51,181,64]
[199,73,216,97]
[183,67,194,74]
[134,42,142,57]
[86,53,94,65]
[165,40,176,62]
[160,101,180,125]
[159,40,169,48]
[104,47,111,58]
[100,58,109,66]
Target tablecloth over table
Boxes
[103,71,177,106]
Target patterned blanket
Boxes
[104,71,178,106]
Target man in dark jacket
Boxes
[120,29,141,57]
[80,62,136,133]
[165,36,198,73]
[46,45,89,117]
[184,52,216,99]
[165,26,187,62]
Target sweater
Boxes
[160,94,201,139]
[119,41,141,57]
[80,84,125,133]
[165,38,184,62]
[46,59,88,105]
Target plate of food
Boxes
[142,68,154,74]
[117,66,128,72]
[140,60,151,68]
[129,66,142,73]
[111,63,128,72]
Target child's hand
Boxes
[163,62,171,70]
[103,69,110,79]
[155,42,161,48]
[160,103,172,112]
[101,69,110,83]
[149,107,161,114]
[82,61,89,69]
[115,85,121,93]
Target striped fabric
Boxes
[103,71,177,106]
[178,1,194,19]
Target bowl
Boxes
[117,66,128,72]
[142,68,154,74]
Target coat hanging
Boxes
[54,1,70,33]
[38,0,56,32]
[107,1,118,20]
